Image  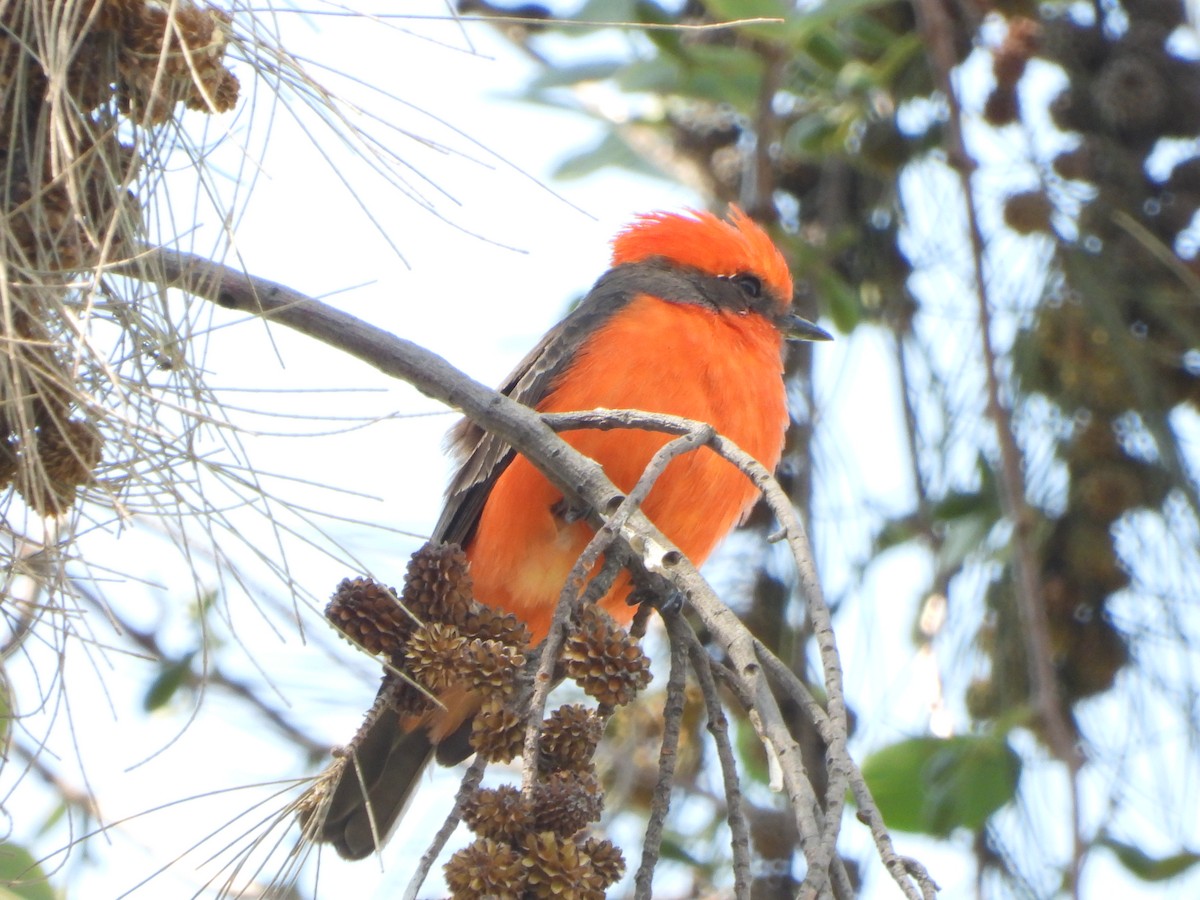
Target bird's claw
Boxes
[626,580,687,616]
[551,497,590,524]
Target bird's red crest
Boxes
[610,206,793,308]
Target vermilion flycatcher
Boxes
[321,207,830,858]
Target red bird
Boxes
[320,207,829,858]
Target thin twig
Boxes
[548,408,859,894]
[128,247,626,527]
[632,610,690,899]
[518,424,714,793]
[517,524,612,794]
[124,249,929,895]
[10,735,97,817]
[401,755,487,900]
[76,589,327,758]
[558,411,918,898]
[372,13,785,31]
[911,1,1083,895]
[753,638,834,742]
[746,47,786,218]
[892,326,933,532]
[684,630,752,899]
[692,581,837,896]
[754,641,937,899]
[555,410,855,894]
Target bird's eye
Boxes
[732,274,762,298]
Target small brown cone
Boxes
[457,604,532,646]
[462,637,525,696]
[399,542,475,624]
[520,831,595,900]
[580,836,626,893]
[1003,190,1054,235]
[470,697,526,764]
[540,704,603,773]
[461,785,534,845]
[21,418,103,515]
[404,622,468,692]
[983,85,1020,127]
[325,577,411,658]
[1053,145,1093,182]
[1091,52,1168,136]
[562,604,652,707]
[531,770,604,838]
[444,837,525,900]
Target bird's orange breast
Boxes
[464,294,789,642]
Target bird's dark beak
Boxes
[782,313,833,342]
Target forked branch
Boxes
[124,246,933,898]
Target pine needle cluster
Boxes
[0,0,238,517]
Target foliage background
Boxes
[2,0,1199,897]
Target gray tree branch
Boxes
[122,246,932,897]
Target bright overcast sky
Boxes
[10,4,1190,898]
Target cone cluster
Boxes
[444,600,645,897]
[0,0,238,518]
[5,417,106,516]
[2,0,238,272]
[989,5,1200,244]
[0,298,109,515]
[449,778,623,900]
[22,0,241,128]
[326,542,655,897]
[327,544,531,718]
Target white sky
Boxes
[4,4,1197,899]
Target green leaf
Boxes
[1100,836,1200,883]
[782,114,841,161]
[635,0,684,57]
[552,132,667,182]
[0,668,11,746]
[862,739,933,834]
[935,512,995,575]
[615,56,684,95]
[872,32,926,87]
[525,61,626,93]
[658,835,705,866]
[802,32,849,73]
[576,0,641,22]
[142,653,194,712]
[734,716,771,786]
[702,0,791,18]
[196,588,220,618]
[922,738,1019,834]
[701,0,803,44]
[0,844,55,900]
[844,11,903,53]
[816,267,861,334]
[862,735,1021,837]
[874,515,920,553]
[673,44,764,107]
[926,468,1003,571]
[35,803,68,840]
[707,0,911,48]
[932,489,994,521]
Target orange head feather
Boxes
[609,206,794,310]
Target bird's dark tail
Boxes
[318,712,435,860]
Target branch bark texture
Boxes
[126,246,933,898]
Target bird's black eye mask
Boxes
[592,260,831,340]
